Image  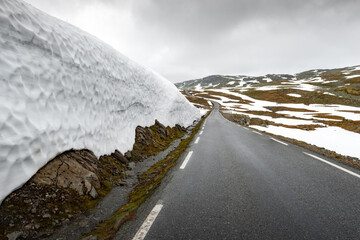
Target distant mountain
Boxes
[175,65,360,90]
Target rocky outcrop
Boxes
[32,150,101,198]
[130,120,186,162]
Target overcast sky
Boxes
[26,0,360,83]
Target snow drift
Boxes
[0,0,200,201]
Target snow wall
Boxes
[0,0,201,201]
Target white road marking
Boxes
[243,127,249,130]
[271,137,288,146]
[180,151,193,169]
[199,131,203,135]
[132,200,163,240]
[252,131,262,135]
[195,137,200,144]
[303,152,360,179]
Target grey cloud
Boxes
[26,0,360,82]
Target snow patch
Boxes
[251,125,360,159]
[287,93,301,98]
[345,75,360,79]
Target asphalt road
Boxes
[118,103,360,240]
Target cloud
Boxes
[25,0,360,82]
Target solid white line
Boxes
[195,137,200,144]
[180,151,193,169]
[252,131,262,135]
[303,152,360,179]
[271,137,288,146]
[132,200,163,240]
[199,131,203,135]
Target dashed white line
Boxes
[180,151,193,169]
[132,200,163,240]
[271,137,288,146]
[252,131,262,135]
[195,137,200,144]
[199,131,203,135]
[303,152,360,179]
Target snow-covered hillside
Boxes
[0,0,200,201]
[181,66,360,161]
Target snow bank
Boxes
[0,0,200,201]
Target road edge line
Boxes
[132,200,164,240]
[303,152,360,179]
[180,151,193,169]
[271,137,288,146]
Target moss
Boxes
[81,113,209,240]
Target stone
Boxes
[79,220,88,227]
[42,213,51,218]
[124,151,132,160]
[32,150,101,196]
[82,235,99,240]
[112,150,128,164]
[24,224,33,230]
[6,231,23,240]
[88,186,99,199]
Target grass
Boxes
[81,113,209,240]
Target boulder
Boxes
[32,150,100,197]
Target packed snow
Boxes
[287,93,301,98]
[0,0,200,201]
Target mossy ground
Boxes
[81,113,209,240]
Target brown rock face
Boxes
[111,150,129,165]
[130,119,186,162]
[32,150,100,197]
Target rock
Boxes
[32,150,101,196]
[155,119,166,135]
[88,186,99,199]
[82,235,99,240]
[79,220,88,227]
[42,213,51,218]
[135,126,151,146]
[124,151,132,160]
[6,231,23,240]
[112,150,128,164]
[24,223,33,230]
